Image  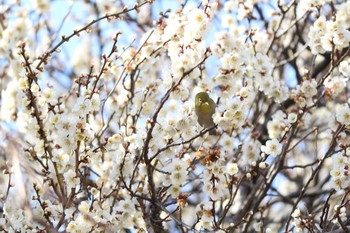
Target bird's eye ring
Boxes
[199,99,202,103]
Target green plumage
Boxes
[195,92,216,135]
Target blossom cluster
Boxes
[308,1,350,55]
[0,0,349,232]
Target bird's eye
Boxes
[199,99,202,103]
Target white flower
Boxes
[261,139,283,157]
[34,139,45,156]
[168,186,181,198]
[336,105,350,125]
[226,162,238,175]
[324,76,348,96]
[330,168,342,178]
[287,113,298,123]
[307,16,328,54]
[31,84,40,93]
[52,151,70,168]
[320,33,333,51]
[164,158,187,174]
[90,93,100,112]
[259,162,267,169]
[124,133,144,152]
[33,0,50,13]
[339,60,350,77]
[332,152,348,169]
[55,135,76,153]
[73,97,91,117]
[224,1,235,12]
[0,80,18,121]
[267,119,284,139]
[300,79,317,98]
[78,201,90,213]
[331,175,347,191]
[220,133,234,152]
[187,8,208,28]
[241,138,261,165]
[222,14,235,29]
[208,182,225,200]
[91,188,98,196]
[56,114,77,136]
[42,88,55,102]
[162,12,185,41]
[116,198,135,214]
[333,28,350,49]
[64,170,79,189]
[292,208,301,218]
[170,172,186,186]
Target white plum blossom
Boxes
[64,170,80,189]
[330,152,350,191]
[308,14,350,54]
[324,75,348,96]
[0,80,19,121]
[90,93,101,112]
[241,138,262,166]
[339,60,350,77]
[162,158,188,198]
[261,139,283,157]
[300,79,318,98]
[72,96,92,117]
[336,105,350,125]
[196,202,214,230]
[33,0,50,13]
[226,162,238,175]
[287,113,298,123]
[267,110,288,139]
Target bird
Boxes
[195,92,217,135]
